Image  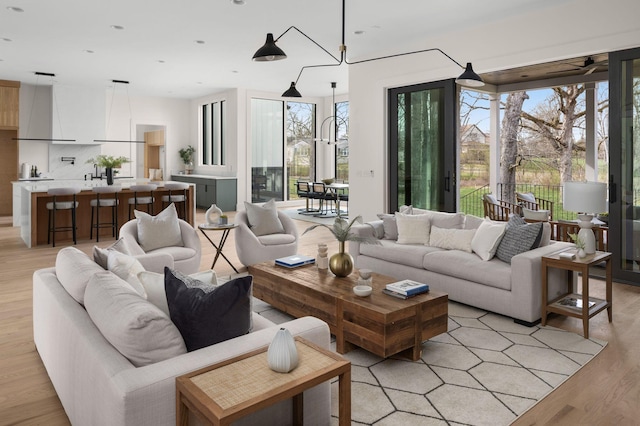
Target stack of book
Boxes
[383,279,429,299]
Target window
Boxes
[335,101,349,181]
[287,102,316,199]
[251,98,284,202]
[200,100,225,165]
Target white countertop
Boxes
[13,179,193,193]
[171,173,237,180]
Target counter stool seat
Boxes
[47,187,81,247]
[128,184,157,219]
[161,182,189,220]
[90,186,122,242]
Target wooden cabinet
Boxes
[171,175,237,212]
[0,80,20,130]
[144,129,164,178]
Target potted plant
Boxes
[302,216,380,277]
[179,145,196,174]
[86,155,130,185]
[568,233,587,258]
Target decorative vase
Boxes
[205,204,223,225]
[267,328,298,373]
[185,161,194,175]
[329,241,354,277]
[105,168,114,185]
[317,243,329,270]
[577,248,586,258]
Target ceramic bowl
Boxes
[353,285,373,297]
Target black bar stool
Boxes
[90,185,122,242]
[128,183,157,219]
[161,182,189,220]
[47,187,81,247]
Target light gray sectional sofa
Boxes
[349,210,573,325]
[33,247,331,426]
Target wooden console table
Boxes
[541,250,612,339]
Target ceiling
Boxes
[0,0,607,99]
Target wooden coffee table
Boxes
[248,263,448,361]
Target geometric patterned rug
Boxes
[256,299,607,426]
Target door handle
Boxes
[609,175,616,203]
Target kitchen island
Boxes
[14,180,195,247]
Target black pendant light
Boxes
[281,82,302,97]
[252,33,287,62]
[455,63,484,87]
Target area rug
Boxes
[255,299,607,426]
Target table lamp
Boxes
[563,181,607,254]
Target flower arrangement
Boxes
[179,145,196,164]
[568,233,586,250]
[86,155,129,168]
[302,216,380,245]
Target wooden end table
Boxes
[176,336,351,426]
[198,223,239,273]
[541,249,612,339]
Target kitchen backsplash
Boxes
[46,144,101,179]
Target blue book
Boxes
[385,279,429,296]
[275,254,315,268]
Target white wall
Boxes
[18,84,51,173]
[348,0,640,222]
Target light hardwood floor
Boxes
[0,211,639,425]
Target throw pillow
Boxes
[395,213,431,245]
[409,208,465,229]
[55,246,106,305]
[517,192,537,203]
[134,203,183,252]
[107,250,147,298]
[92,237,131,269]
[84,271,187,367]
[138,269,218,317]
[471,219,507,261]
[496,215,543,263]
[523,208,550,222]
[429,226,476,252]
[377,213,398,240]
[165,268,252,352]
[244,198,284,236]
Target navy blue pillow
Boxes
[164,267,252,352]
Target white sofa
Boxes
[349,212,573,325]
[33,249,331,426]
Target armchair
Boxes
[482,193,521,221]
[235,210,298,266]
[516,192,555,220]
[119,219,202,274]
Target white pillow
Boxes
[107,251,147,298]
[517,192,537,203]
[93,237,131,269]
[55,246,106,305]
[429,226,476,252]
[138,269,218,317]
[395,213,431,245]
[244,199,284,236]
[523,208,550,221]
[84,272,187,367]
[471,219,507,261]
[134,203,183,251]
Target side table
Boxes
[176,336,351,426]
[198,223,239,273]
[541,249,612,339]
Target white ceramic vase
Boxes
[205,204,223,225]
[267,328,298,373]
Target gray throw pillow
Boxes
[244,199,284,236]
[496,215,543,264]
[165,268,252,352]
[377,213,398,240]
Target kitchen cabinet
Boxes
[0,80,20,130]
[171,175,237,212]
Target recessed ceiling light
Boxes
[6,6,24,12]
[232,70,239,74]
[2,38,12,42]
[157,60,165,63]
[196,82,203,85]
[195,40,205,45]
[353,30,365,35]
[83,49,95,54]
[230,0,246,5]
[110,25,124,30]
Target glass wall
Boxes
[286,102,316,199]
[335,101,349,181]
[251,99,284,202]
[200,100,225,165]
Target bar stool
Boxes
[47,187,81,247]
[128,183,157,219]
[161,182,189,220]
[90,186,122,242]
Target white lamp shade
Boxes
[563,181,607,214]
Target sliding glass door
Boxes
[388,79,457,212]
[251,99,284,202]
[609,47,640,284]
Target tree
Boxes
[499,91,528,203]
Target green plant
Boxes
[568,233,586,250]
[86,155,129,168]
[179,145,196,164]
[302,216,381,245]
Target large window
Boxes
[200,100,225,165]
[335,101,349,181]
[287,102,316,199]
[251,98,284,202]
